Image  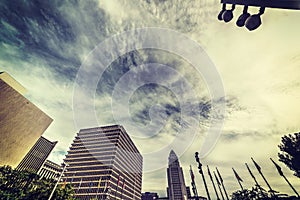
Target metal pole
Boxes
[245,163,259,186]
[238,179,243,190]
[48,163,67,200]
[214,171,225,200]
[216,168,229,200]
[270,158,300,198]
[282,175,300,198]
[190,165,199,200]
[207,166,220,200]
[232,168,243,190]
[195,152,211,200]
[245,163,266,197]
[251,158,276,198]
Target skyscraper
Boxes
[167,150,188,200]
[63,125,143,200]
[0,72,53,167]
[16,136,57,173]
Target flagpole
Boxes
[251,157,276,197]
[190,165,199,200]
[70,171,76,185]
[121,178,125,200]
[195,152,211,200]
[88,182,93,197]
[245,163,259,186]
[77,178,83,194]
[270,158,300,197]
[232,168,243,190]
[115,175,120,199]
[245,163,267,198]
[104,178,111,199]
[95,176,102,200]
[214,171,225,200]
[282,175,300,198]
[216,167,229,200]
[207,166,220,200]
[48,162,68,200]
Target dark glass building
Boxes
[64,125,143,200]
[16,136,57,173]
[167,150,188,200]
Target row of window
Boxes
[65,155,115,163]
[70,142,118,150]
[77,131,121,140]
[68,146,117,154]
[78,126,121,135]
[65,151,114,159]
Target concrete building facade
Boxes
[0,72,53,167]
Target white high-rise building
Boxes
[167,150,188,200]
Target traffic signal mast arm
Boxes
[221,0,300,10]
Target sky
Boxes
[1,0,300,198]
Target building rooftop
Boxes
[0,71,27,95]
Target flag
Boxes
[97,176,102,188]
[190,165,195,181]
[232,168,243,182]
[216,167,223,183]
[270,158,283,176]
[251,157,261,172]
[214,171,221,186]
[61,178,67,189]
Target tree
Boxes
[231,186,299,200]
[278,132,300,178]
[0,165,76,200]
[231,185,269,200]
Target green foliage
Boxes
[0,165,76,200]
[278,132,300,178]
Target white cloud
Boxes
[1,0,300,197]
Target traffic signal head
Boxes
[245,14,262,31]
[222,10,234,23]
[236,6,251,27]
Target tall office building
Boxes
[167,150,188,200]
[0,72,53,167]
[64,125,143,200]
[16,136,57,173]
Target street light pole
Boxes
[48,162,68,200]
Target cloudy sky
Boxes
[1,0,300,198]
